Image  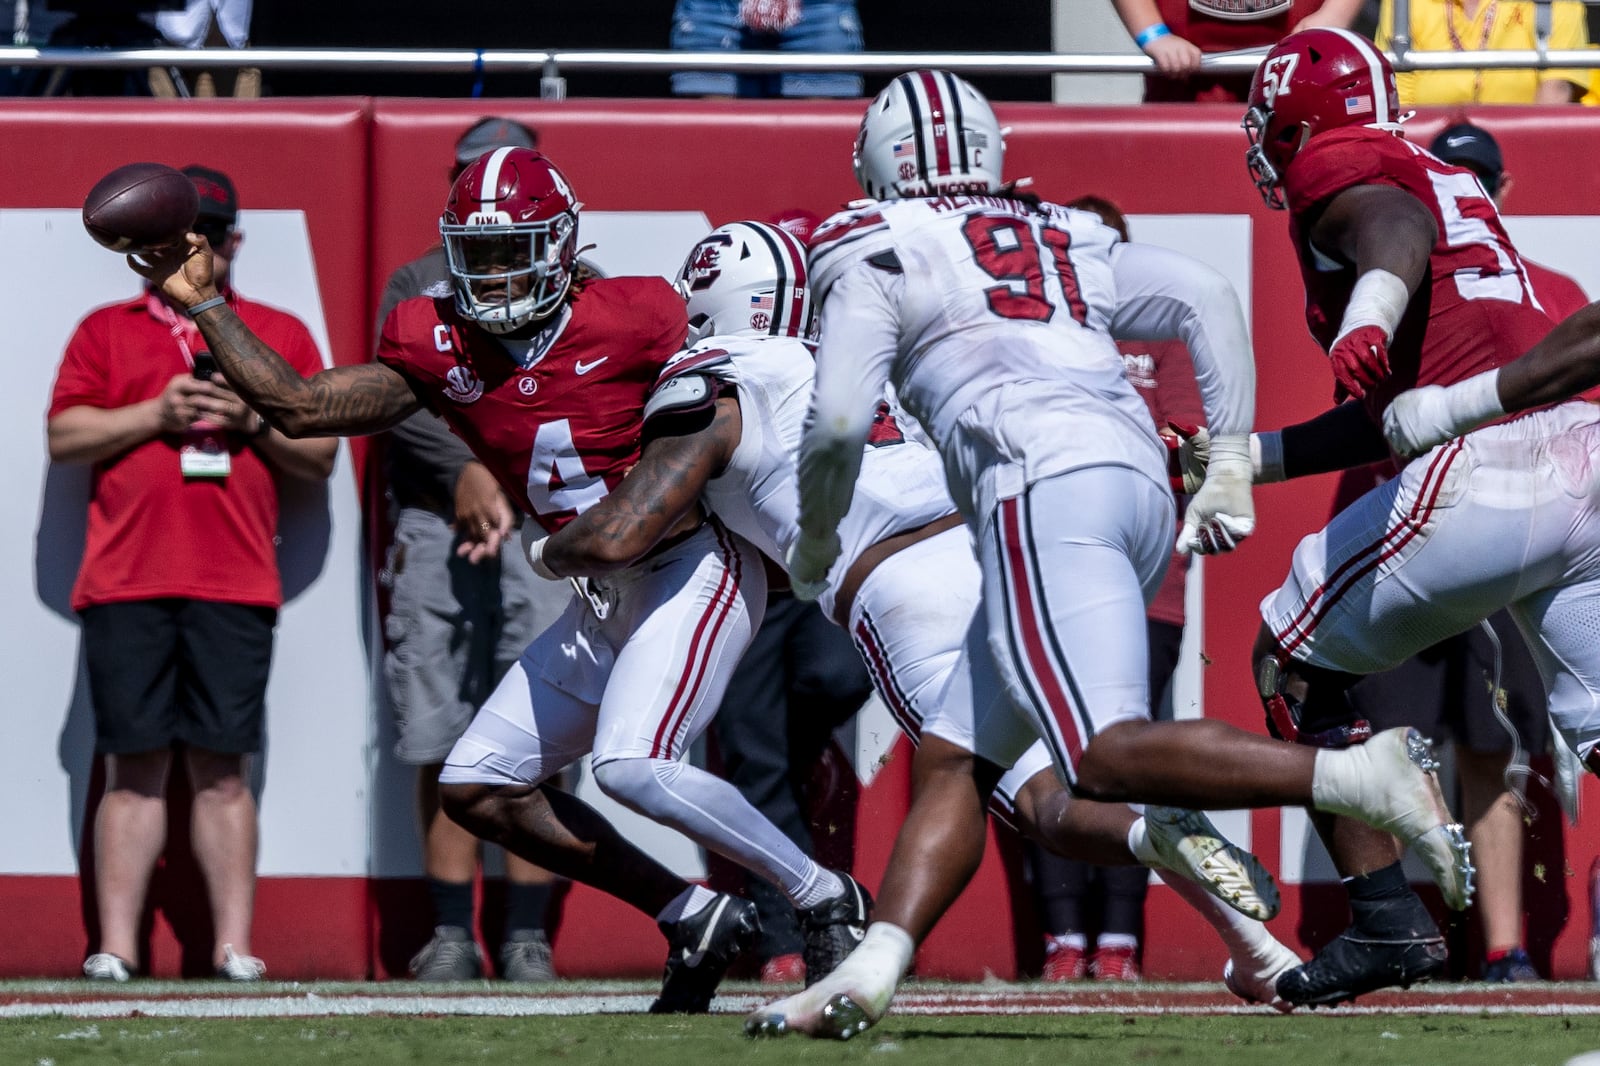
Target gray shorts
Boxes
[383,508,572,764]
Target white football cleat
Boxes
[1223,937,1301,1013]
[1313,727,1475,910]
[746,926,907,1041]
[1144,806,1280,921]
[745,971,892,1041]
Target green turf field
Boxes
[5,1012,1600,1066]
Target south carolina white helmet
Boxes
[854,70,1005,201]
[676,221,815,343]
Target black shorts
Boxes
[81,599,276,756]
[1345,610,1548,756]
[1147,618,1184,724]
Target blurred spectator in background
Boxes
[2,1,66,94]
[1109,0,1361,102]
[49,164,336,982]
[148,0,260,98]
[26,0,165,96]
[1025,195,1205,982]
[376,117,572,984]
[670,0,862,98]
[1376,0,1590,104]
[1427,120,1590,314]
[1333,121,1587,984]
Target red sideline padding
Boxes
[5,98,1599,982]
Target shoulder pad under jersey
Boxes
[1283,127,1417,217]
[643,371,723,428]
[809,203,894,301]
[645,342,740,430]
[657,342,735,384]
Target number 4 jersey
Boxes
[377,276,688,533]
[1283,127,1568,420]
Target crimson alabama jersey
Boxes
[1283,127,1573,422]
[377,275,688,533]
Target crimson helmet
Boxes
[854,70,1005,201]
[676,221,815,343]
[439,147,582,333]
[1243,29,1402,209]
[766,207,823,246]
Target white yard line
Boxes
[4,990,1600,1020]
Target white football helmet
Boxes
[854,70,1005,201]
[676,221,815,343]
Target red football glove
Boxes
[1327,324,1391,401]
[1159,421,1209,495]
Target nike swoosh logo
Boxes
[1446,136,1473,147]
[680,897,729,968]
[575,357,608,375]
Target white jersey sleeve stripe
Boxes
[809,210,893,299]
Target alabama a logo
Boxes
[443,364,485,404]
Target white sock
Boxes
[1047,932,1087,952]
[1127,816,1160,867]
[846,922,916,983]
[1310,745,1367,819]
[655,884,719,926]
[792,868,846,911]
[1158,870,1276,961]
[595,756,837,909]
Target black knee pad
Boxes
[1257,654,1373,749]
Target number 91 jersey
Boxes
[1283,127,1559,419]
[811,195,1121,345]
[808,196,1164,500]
[377,276,689,533]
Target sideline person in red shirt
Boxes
[1112,0,1361,101]
[48,165,336,983]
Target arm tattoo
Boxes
[196,309,421,436]
[545,398,739,575]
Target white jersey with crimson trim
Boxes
[802,195,1167,530]
[654,334,955,621]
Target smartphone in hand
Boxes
[192,351,218,381]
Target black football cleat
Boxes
[801,872,873,988]
[648,894,760,1014]
[1275,924,1447,1007]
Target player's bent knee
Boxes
[590,756,669,815]
[1254,639,1370,749]
[438,781,498,833]
[1071,720,1151,802]
[1008,766,1059,837]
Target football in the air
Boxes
[81,162,199,254]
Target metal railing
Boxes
[4,43,1599,99]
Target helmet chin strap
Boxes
[1292,122,1313,158]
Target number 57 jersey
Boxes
[1283,127,1564,422]
[377,276,689,534]
[807,196,1167,515]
